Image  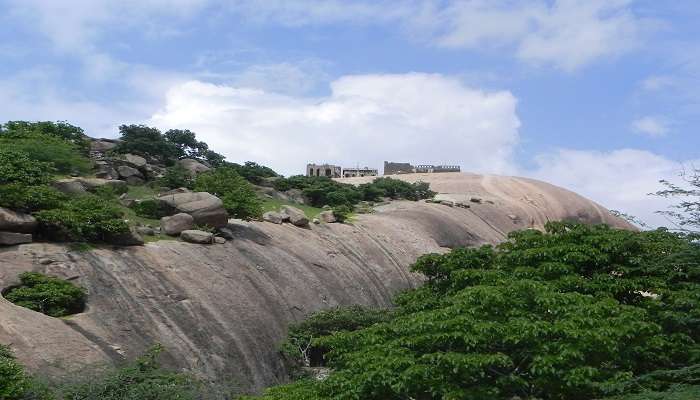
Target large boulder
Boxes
[117,165,143,180]
[161,213,195,236]
[53,178,87,194]
[121,154,147,168]
[318,210,337,223]
[157,192,228,228]
[78,178,128,194]
[0,208,37,233]
[281,205,309,227]
[262,211,287,224]
[106,228,144,246]
[90,139,118,153]
[0,232,32,246]
[180,230,214,244]
[179,159,210,175]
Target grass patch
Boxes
[261,198,323,219]
[126,185,158,200]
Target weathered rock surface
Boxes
[179,158,210,175]
[161,213,195,236]
[262,211,286,224]
[157,192,228,228]
[121,154,147,168]
[281,205,309,227]
[0,208,37,233]
[180,230,214,244]
[0,173,634,392]
[117,165,143,180]
[0,231,32,245]
[52,178,88,194]
[90,139,118,153]
[106,228,145,246]
[52,178,127,194]
[318,210,337,223]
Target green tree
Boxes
[114,125,178,161]
[0,148,55,185]
[4,272,87,317]
[157,164,194,190]
[1,120,89,153]
[194,167,263,220]
[35,194,130,242]
[250,223,700,400]
[653,167,700,232]
[0,133,91,175]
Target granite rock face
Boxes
[0,173,634,392]
[0,207,37,233]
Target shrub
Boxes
[3,272,86,317]
[331,205,352,223]
[59,345,206,400]
[0,132,91,175]
[0,344,31,400]
[35,194,129,242]
[194,167,262,220]
[0,148,54,186]
[131,199,169,220]
[157,164,194,189]
[0,184,67,212]
[226,161,279,185]
[1,120,89,153]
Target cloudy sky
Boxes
[1,0,698,226]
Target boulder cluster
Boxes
[262,206,340,227]
[0,207,36,246]
[154,189,229,245]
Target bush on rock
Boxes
[4,272,86,317]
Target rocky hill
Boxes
[0,173,633,392]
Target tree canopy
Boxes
[249,223,700,400]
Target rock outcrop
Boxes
[280,205,309,227]
[0,173,635,392]
[161,213,195,236]
[156,192,228,228]
[0,208,37,233]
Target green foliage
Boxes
[1,120,89,153]
[281,306,391,371]
[0,148,55,186]
[131,199,169,220]
[0,184,67,212]
[331,205,351,223]
[35,194,129,242]
[194,167,262,220]
[3,272,86,317]
[0,132,91,175]
[226,161,279,185]
[157,164,194,189]
[252,223,700,400]
[652,167,700,232]
[113,125,178,161]
[59,345,209,400]
[273,176,434,208]
[0,344,32,400]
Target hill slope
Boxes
[0,173,633,392]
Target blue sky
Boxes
[1,0,698,226]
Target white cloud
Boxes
[641,75,676,91]
[527,148,692,228]
[149,73,520,176]
[632,116,669,137]
[417,0,645,71]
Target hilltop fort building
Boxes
[342,167,379,178]
[307,163,342,178]
[384,161,460,175]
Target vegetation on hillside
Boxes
[194,166,263,220]
[4,272,86,317]
[246,223,700,400]
[273,176,434,208]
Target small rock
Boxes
[0,232,32,246]
[0,207,37,233]
[319,210,337,223]
[106,228,144,246]
[440,200,455,207]
[53,178,87,194]
[136,226,155,236]
[262,211,286,224]
[122,154,147,168]
[281,205,309,227]
[161,213,195,236]
[313,218,320,224]
[38,258,56,265]
[214,237,226,244]
[470,197,482,204]
[180,230,214,244]
[217,227,235,240]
